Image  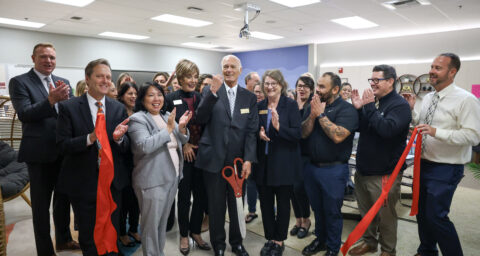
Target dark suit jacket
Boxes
[254,95,302,186]
[56,94,130,197]
[8,68,73,163]
[195,84,258,173]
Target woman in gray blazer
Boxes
[128,82,192,256]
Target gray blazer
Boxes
[128,111,189,190]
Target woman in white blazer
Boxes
[128,82,192,256]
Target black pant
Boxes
[119,186,139,235]
[177,161,207,237]
[27,161,72,256]
[70,187,122,256]
[203,170,244,251]
[257,185,293,241]
[292,180,311,219]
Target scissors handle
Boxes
[222,158,246,197]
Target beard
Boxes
[319,88,334,103]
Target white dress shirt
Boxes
[33,69,59,112]
[412,83,480,164]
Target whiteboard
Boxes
[2,64,85,94]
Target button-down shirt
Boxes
[33,69,59,112]
[412,83,480,164]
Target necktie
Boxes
[422,92,439,151]
[228,88,235,116]
[95,101,104,157]
[95,101,104,114]
[44,76,54,90]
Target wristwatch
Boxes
[317,113,326,120]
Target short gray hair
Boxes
[221,55,242,69]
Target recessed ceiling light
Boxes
[269,0,320,8]
[151,14,212,27]
[331,16,378,29]
[0,17,45,28]
[181,42,218,49]
[99,32,149,40]
[250,31,283,40]
[44,0,95,7]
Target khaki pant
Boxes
[354,172,402,254]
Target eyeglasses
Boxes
[264,82,278,88]
[367,78,389,84]
[297,84,310,89]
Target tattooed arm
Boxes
[301,115,315,139]
[318,115,351,144]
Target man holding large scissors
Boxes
[195,55,258,256]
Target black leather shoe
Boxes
[214,249,225,256]
[290,225,300,236]
[297,223,311,239]
[324,250,338,256]
[260,241,275,256]
[232,244,249,256]
[302,238,326,256]
[270,243,285,256]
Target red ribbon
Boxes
[340,128,422,255]
[93,112,118,254]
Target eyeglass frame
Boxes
[264,82,279,88]
[367,78,391,84]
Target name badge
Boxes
[259,109,268,115]
[240,108,250,114]
[173,100,182,105]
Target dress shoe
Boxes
[56,240,80,251]
[232,244,249,256]
[348,242,377,256]
[290,225,300,236]
[119,235,136,247]
[270,243,285,256]
[190,233,211,250]
[260,240,275,256]
[380,252,395,256]
[179,237,190,255]
[214,249,225,256]
[297,223,311,239]
[128,231,141,243]
[302,238,326,256]
[325,250,338,256]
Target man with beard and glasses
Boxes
[404,53,480,256]
[349,65,411,256]
[301,72,358,256]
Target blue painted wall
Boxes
[233,45,308,90]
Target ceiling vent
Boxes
[382,0,431,9]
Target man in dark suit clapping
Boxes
[9,43,79,256]
[195,55,258,256]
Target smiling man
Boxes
[195,55,258,256]
[349,65,412,256]
[404,53,480,256]
[9,43,79,255]
[56,58,131,255]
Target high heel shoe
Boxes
[179,237,190,255]
[190,233,211,250]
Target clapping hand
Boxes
[351,89,364,109]
[113,118,129,141]
[271,108,280,131]
[362,88,375,105]
[167,108,176,134]
[178,110,193,130]
[259,126,270,142]
[310,94,325,118]
[48,81,70,105]
[210,74,223,94]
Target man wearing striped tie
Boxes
[56,58,130,256]
[404,53,480,256]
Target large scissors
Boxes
[221,157,246,239]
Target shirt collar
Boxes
[436,82,456,99]
[378,89,396,103]
[33,69,52,83]
[225,83,238,95]
[86,92,105,108]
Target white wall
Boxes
[315,28,480,94]
[0,27,225,86]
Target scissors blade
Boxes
[236,197,246,239]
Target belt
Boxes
[311,161,346,168]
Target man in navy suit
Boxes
[195,55,258,256]
[56,58,130,255]
[9,43,79,256]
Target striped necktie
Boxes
[422,92,439,151]
[228,88,235,116]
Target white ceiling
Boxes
[0,0,479,52]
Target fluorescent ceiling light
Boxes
[181,42,218,49]
[99,32,149,40]
[269,0,320,8]
[151,14,212,27]
[0,17,45,28]
[44,0,95,7]
[331,16,378,29]
[250,31,283,40]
